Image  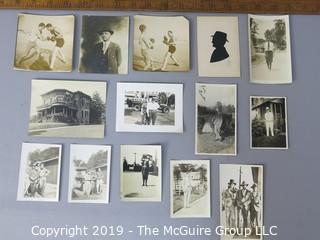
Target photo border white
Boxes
[17,142,62,202]
[195,83,237,156]
[248,14,292,84]
[170,159,211,218]
[120,145,162,202]
[219,163,264,240]
[250,96,289,149]
[68,144,112,204]
[116,82,183,133]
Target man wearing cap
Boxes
[236,181,251,229]
[222,179,238,229]
[93,27,122,74]
[264,107,274,137]
[210,31,230,63]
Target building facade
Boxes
[36,89,91,124]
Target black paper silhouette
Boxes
[210,31,229,63]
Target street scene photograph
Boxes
[14,13,74,72]
[251,96,288,149]
[120,145,161,202]
[196,84,237,155]
[28,79,106,138]
[170,160,210,218]
[116,83,183,132]
[220,164,263,240]
[133,15,189,72]
[17,143,62,202]
[68,144,111,204]
[249,14,292,84]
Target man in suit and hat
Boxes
[222,179,238,229]
[93,27,122,74]
[210,31,230,63]
[236,181,252,229]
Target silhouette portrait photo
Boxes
[210,31,229,63]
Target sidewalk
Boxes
[174,193,210,217]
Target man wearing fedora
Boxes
[250,183,261,231]
[264,106,275,137]
[210,31,230,63]
[222,179,238,229]
[93,27,122,74]
[236,181,251,230]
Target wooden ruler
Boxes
[0,0,319,14]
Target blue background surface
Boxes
[0,10,319,239]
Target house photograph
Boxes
[28,79,106,138]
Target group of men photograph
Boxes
[81,168,104,197]
[221,179,261,235]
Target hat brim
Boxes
[98,29,114,35]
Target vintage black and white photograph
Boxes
[196,84,237,155]
[120,145,161,202]
[220,164,263,240]
[116,82,183,132]
[133,15,189,72]
[28,79,106,138]
[251,96,288,149]
[17,143,62,202]
[249,14,292,84]
[14,14,74,72]
[68,144,111,204]
[197,16,240,77]
[170,160,210,218]
[79,16,129,74]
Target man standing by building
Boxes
[93,27,122,74]
[264,107,275,137]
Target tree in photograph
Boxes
[90,92,105,124]
[87,150,107,169]
[73,159,86,168]
[273,19,286,50]
[264,29,274,42]
[28,147,59,164]
[168,94,175,107]
[158,92,168,105]
[250,18,259,54]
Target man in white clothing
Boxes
[146,97,160,125]
[264,107,274,137]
